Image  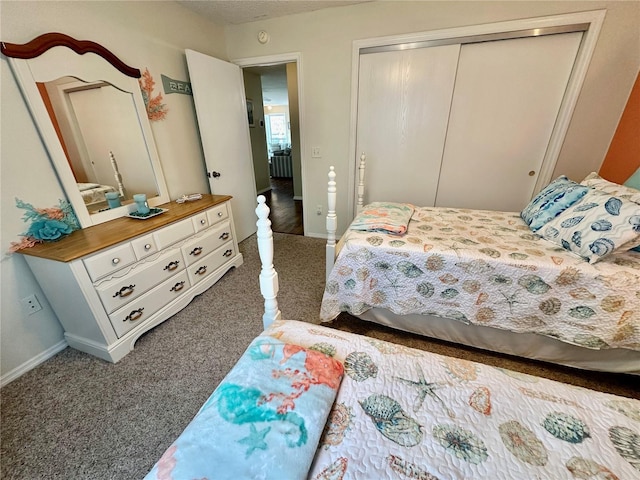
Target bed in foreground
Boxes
[144,197,640,480]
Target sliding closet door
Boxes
[356,44,460,206]
[434,32,583,211]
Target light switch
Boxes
[312,147,321,158]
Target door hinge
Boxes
[207,171,221,178]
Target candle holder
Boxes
[105,191,121,209]
[133,193,150,215]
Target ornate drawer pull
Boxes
[170,281,186,292]
[144,243,152,251]
[113,284,135,298]
[223,249,233,258]
[219,232,230,240]
[195,265,207,275]
[164,260,180,271]
[112,257,121,266]
[124,308,144,322]
[190,246,203,256]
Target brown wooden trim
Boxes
[1,32,141,78]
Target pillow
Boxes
[623,166,640,191]
[540,188,640,263]
[581,172,640,204]
[520,176,590,231]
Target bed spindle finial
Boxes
[357,153,366,212]
[255,195,281,328]
[326,166,337,281]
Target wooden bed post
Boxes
[326,166,337,281]
[356,152,366,212]
[255,195,281,328]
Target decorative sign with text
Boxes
[161,74,192,95]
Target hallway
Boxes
[262,177,303,235]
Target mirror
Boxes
[1,33,169,227]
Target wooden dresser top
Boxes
[18,194,232,262]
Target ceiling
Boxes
[177,1,368,26]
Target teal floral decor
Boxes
[9,198,80,252]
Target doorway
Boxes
[242,63,303,235]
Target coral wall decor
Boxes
[139,68,168,121]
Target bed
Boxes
[77,182,118,205]
[143,196,640,480]
[321,159,640,374]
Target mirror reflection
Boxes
[38,76,159,214]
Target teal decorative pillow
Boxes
[540,188,640,263]
[623,166,640,191]
[521,176,590,232]
[581,172,640,204]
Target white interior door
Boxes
[186,49,257,241]
[356,44,460,207]
[434,33,583,211]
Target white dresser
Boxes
[20,194,243,362]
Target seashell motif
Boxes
[346,247,374,262]
[372,290,387,304]
[454,237,480,245]
[462,280,482,294]
[375,261,393,271]
[574,202,599,212]
[551,256,564,265]
[325,280,340,295]
[439,273,459,285]
[389,240,406,248]
[539,297,562,315]
[397,261,424,278]
[476,292,489,305]
[441,288,459,299]
[469,386,492,415]
[407,236,422,244]
[479,247,501,258]
[344,351,378,382]
[416,282,435,298]
[613,323,634,343]
[590,238,616,257]
[359,394,423,447]
[490,274,513,285]
[456,259,493,274]
[356,268,369,281]
[569,288,596,300]
[417,224,433,231]
[544,226,560,238]
[499,420,548,466]
[561,216,585,228]
[518,275,551,294]
[520,233,539,241]
[573,334,609,349]
[542,412,591,444]
[433,424,488,464]
[337,266,353,276]
[510,252,530,260]
[310,343,337,357]
[475,307,496,323]
[423,244,434,252]
[519,315,546,328]
[445,310,469,324]
[477,236,497,244]
[569,306,596,319]
[366,235,384,246]
[609,425,640,471]
[601,295,626,313]
[388,455,441,480]
[606,399,640,422]
[605,197,622,216]
[518,387,580,408]
[312,457,348,480]
[556,267,581,286]
[344,279,356,290]
[565,456,619,480]
[320,403,354,448]
[443,358,478,381]
[425,254,445,271]
[591,219,613,232]
[571,231,582,247]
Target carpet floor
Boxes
[1,232,638,479]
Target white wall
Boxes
[0,1,226,381]
[224,1,640,236]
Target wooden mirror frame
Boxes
[2,32,170,227]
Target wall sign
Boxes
[161,74,192,95]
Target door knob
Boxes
[208,171,221,178]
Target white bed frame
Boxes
[320,157,640,374]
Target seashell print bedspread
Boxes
[320,206,640,351]
[266,320,640,480]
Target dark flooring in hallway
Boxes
[262,177,304,235]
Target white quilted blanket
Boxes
[267,320,640,480]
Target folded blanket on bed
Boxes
[349,202,414,235]
[144,337,344,480]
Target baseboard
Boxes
[0,339,68,387]
[293,195,302,201]
[257,187,271,195]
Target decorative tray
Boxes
[126,207,168,220]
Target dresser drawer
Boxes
[154,217,195,250]
[109,270,190,338]
[95,249,185,314]
[206,203,228,225]
[187,241,235,286]
[131,234,158,260]
[181,221,232,267]
[192,212,210,232]
[83,243,136,282]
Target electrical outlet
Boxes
[21,294,43,315]
[312,147,321,158]
[316,204,323,215]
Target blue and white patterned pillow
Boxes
[521,176,590,231]
[540,188,640,263]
